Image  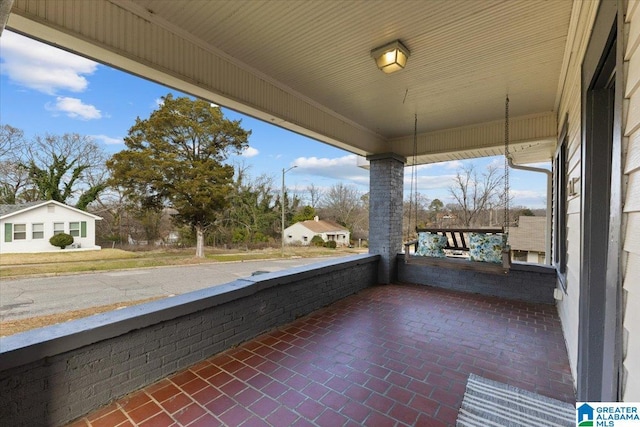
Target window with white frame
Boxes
[53,222,64,235]
[553,119,568,292]
[32,223,44,239]
[69,222,80,237]
[13,224,26,240]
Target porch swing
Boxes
[403,97,512,275]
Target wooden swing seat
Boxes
[404,228,511,275]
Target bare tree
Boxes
[306,183,324,209]
[0,124,23,158]
[402,193,430,240]
[320,183,363,231]
[448,164,503,227]
[25,133,108,208]
[0,125,29,203]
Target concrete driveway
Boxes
[0,256,343,321]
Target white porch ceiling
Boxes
[6,0,573,165]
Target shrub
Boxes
[310,235,325,247]
[323,240,337,249]
[49,233,74,249]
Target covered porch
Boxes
[2,0,638,424]
[66,282,573,427]
[1,255,573,426]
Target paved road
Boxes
[0,256,343,321]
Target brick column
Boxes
[367,153,405,284]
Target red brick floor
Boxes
[67,284,575,427]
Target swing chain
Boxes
[504,96,510,233]
[408,114,418,239]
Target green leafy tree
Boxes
[292,205,317,223]
[427,198,444,225]
[223,166,279,244]
[107,94,250,257]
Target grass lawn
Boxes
[0,245,366,335]
[0,246,364,278]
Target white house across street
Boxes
[0,200,102,254]
[284,216,350,247]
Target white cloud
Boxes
[293,154,357,169]
[508,189,547,209]
[91,134,124,145]
[241,146,259,157]
[0,31,98,95]
[292,154,369,185]
[46,97,102,120]
[489,158,504,168]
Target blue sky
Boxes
[0,31,548,208]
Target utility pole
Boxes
[282,166,297,256]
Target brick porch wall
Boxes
[397,256,558,304]
[0,254,379,427]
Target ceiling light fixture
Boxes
[371,40,410,74]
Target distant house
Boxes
[284,216,350,247]
[509,216,546,264]
[0,200,102,254]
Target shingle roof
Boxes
[0,201,48,216]
[509,216,546,252]
[296,219,348,233]
[0,200,102,220]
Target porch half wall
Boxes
[397,256,558,304]
[0,254,379,427]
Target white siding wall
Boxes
[284,223,350,246]
[284,222,313,245]
[0,204,100,254]
[622,0,640,402]
[555,0,600,386]
[554,0,640,399]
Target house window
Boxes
[69,222,80,237]
[32,223,44,239]
[303,236,308,242]
[513,250,527,262]
[13,224,26,240]
[538,252,546,264]
[553,119,568,291]
[53,222,65,235]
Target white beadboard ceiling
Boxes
[6,0,574,164]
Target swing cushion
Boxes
[469,233,506,264]
[416,232,447,258]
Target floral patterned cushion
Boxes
[416,232,447,258]
[469,233,506,264]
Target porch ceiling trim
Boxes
[7,1,386,155]
[388,111,557,165]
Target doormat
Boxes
[456,373,575,427]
